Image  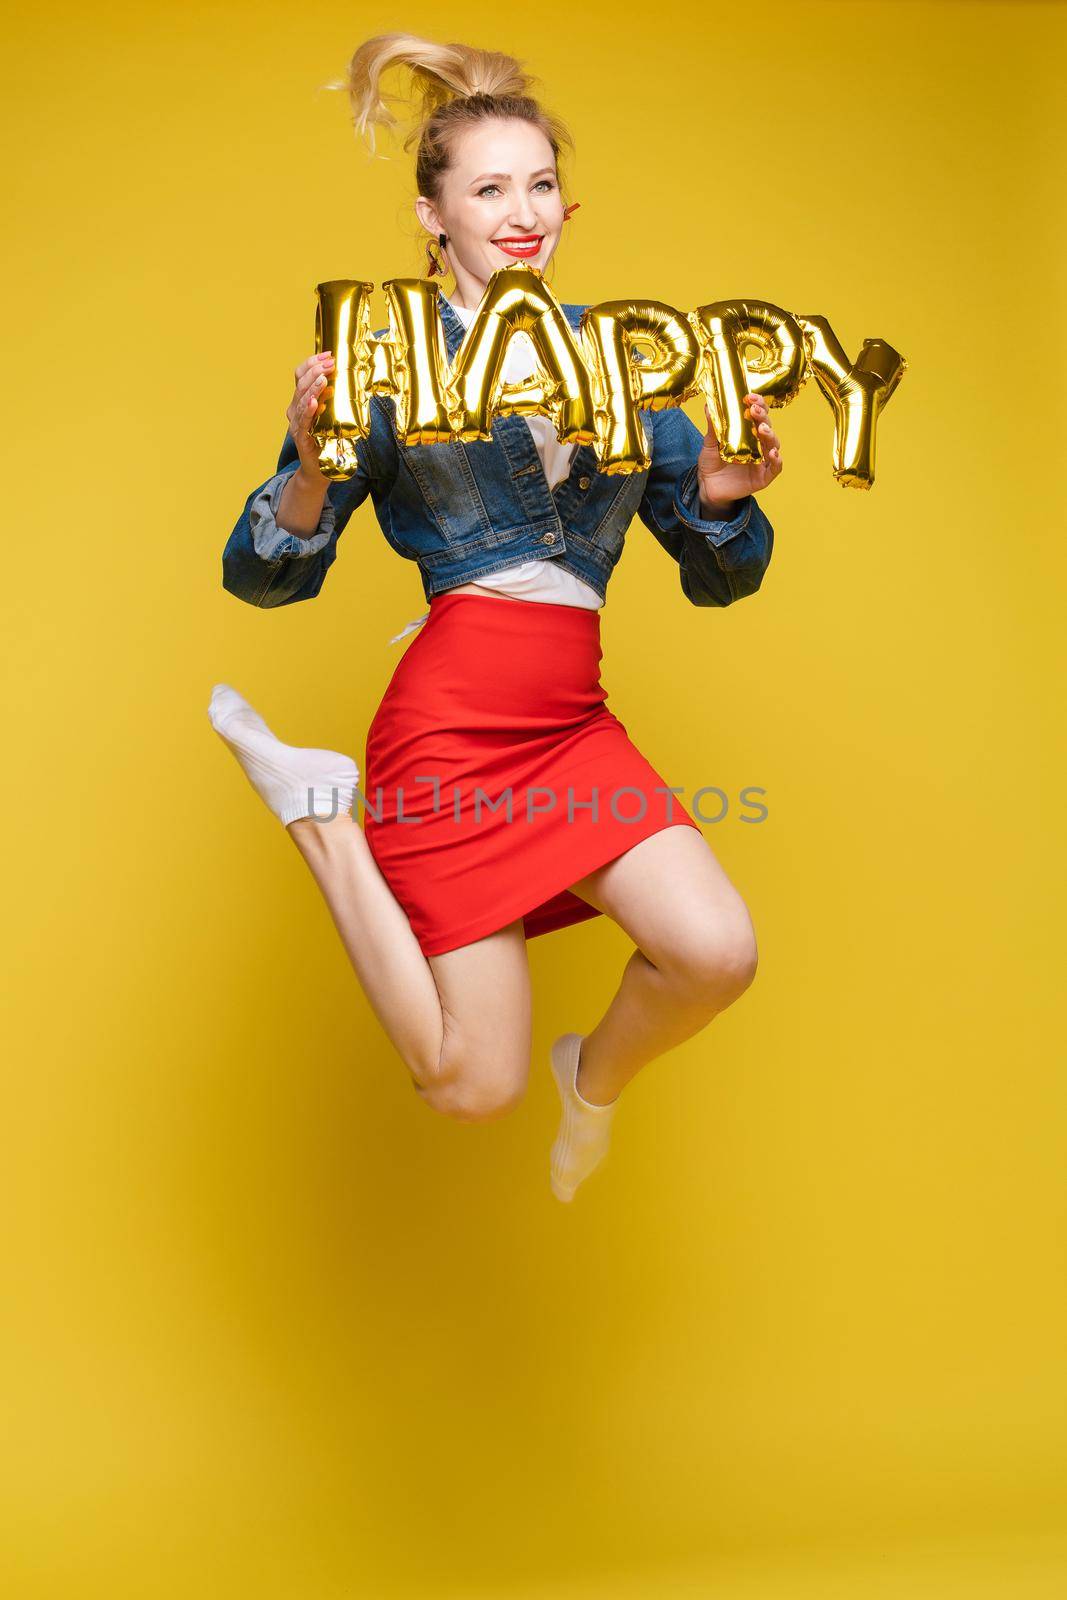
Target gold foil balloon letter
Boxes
[379,279,453,445]
[581,301,700,473]
[445,266,596,445]
[312,280,374,480]
[794,315,908,489]
[689,300,811,465]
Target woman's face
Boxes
[415,118,566,306]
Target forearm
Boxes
[277,467,331,539]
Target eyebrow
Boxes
[468,168,556,185]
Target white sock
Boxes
[549,1033,618,1203]
[207,683,360,827]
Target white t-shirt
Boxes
[387,298,603,645]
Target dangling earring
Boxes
[427,231,448,277]
[563,202,581,221]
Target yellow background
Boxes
[4,1,1065,1595]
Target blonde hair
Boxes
[330,31,574,206]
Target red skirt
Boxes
[363,591,701,957]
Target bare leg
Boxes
[286,812,532,1119]
[208,684,533,1120]
[567,825,759,1105]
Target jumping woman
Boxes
[209,32,784,1201]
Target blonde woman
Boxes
[209,32,784,1201]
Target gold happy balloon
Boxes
[305,270,907,487]
[689,300,811,465]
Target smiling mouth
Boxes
[492,235,544,259]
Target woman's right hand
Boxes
[286,351,336,482]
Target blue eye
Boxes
[476,179,555,198]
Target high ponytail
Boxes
[327,31,573,204]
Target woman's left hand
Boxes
[697,392,783,514]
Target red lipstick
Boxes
[492,235,544,260]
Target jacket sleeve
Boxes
[221,404,396,608]
[636,406,775,608]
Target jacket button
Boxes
[578,476,591,491]
[542,532,557,544]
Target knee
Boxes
[415,1060,527,1124]
[667,915,759,1007]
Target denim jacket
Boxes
[221,295,775,619]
